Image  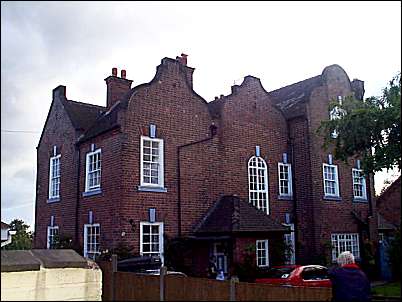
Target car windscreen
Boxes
[258,267,295,279]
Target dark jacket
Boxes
[329,263,371,302]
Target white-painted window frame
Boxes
[284,223,296,265]
[140,136,164,188]
[323,163,340,197]
[47,225,59,249]
[49,154,61,199]
[352,168,367,200]
[248,156,269,214]
[83,223,100,260]
[331,233,360,262]
[140,222,164,263]
[85,149,102,192]
[278,162,293,197]
[256,239,269,267]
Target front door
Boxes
[212,242,228,274]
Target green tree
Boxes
[318,73,401,175]
[4,219,33,250]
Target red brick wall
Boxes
[304,65,375,262]
[34,59,376,267]
[117,58,219,254]
[76,128,124,252]
[218,76,292,225]
[377,177,401,227]
[34,91,79,248]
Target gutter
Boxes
[176,124,217,237]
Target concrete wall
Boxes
[1,267,102,301]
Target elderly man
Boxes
[329,251,371,302]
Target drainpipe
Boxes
[74,143,81,250]
[176,124,217,237]
[287,119,299,263]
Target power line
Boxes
[1,129,40,133]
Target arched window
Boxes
[248,156,269,214]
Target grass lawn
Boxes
[372,281,401,297]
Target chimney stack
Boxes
[105,67,133,109]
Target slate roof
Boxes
[62,99,105,132]
[268,75,323,119]
[78,101,121,143]
[1,221,9,229]
[194,195,289,234]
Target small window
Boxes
[140,222,164,263]
[85,149,101,192]
[352,168,367,200]
[49,154,61,199]
[256,239,269,267]
[140,137,164,187]
[278,163,292,197]
[248,156,269,214]
[47,226,59,249]
[84,223,100,260]
[331,233,360,261]
[323,163,340,197]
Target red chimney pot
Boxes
[112,68,117,76]
[121,70,126,79]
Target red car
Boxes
[255,265,332,288]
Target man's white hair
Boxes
[337,251,355,266]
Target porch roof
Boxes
[193,195,289,235]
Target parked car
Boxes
[138,269,187,277]
[255,265,331,288]
[117,255,186,276]
[117,255,162,272]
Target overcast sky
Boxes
[1,1,401,229]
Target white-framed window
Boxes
[49,154,61,199]
[140,222,164,263]
[83,223,100,260]
[278,163,292,197]
[352,168,367,200]
[47,226,59,249]
[284,224,296,265]
[85,149,101,192]
[323,163,340,197]
[331,233,360,262]
[248,156,269,214]
[256,239,269,267]
[140,136,164,187]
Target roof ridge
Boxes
[377,175,401,204]
[66,99,105,109]
[269,74,321,94]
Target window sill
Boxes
[47,197,60,203]
[138,186,167,193]
[82,188,102,197]
[278,195,293,201]
[323,195,342,201]
[353,198,368,203]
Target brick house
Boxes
[34,54,377,276]
[377,176,401,237]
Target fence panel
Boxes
[115,272,160,301]
[236,282,332,301]
[165,276,230,301]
